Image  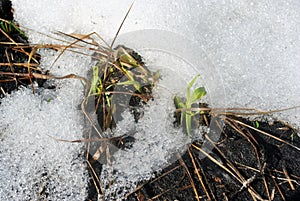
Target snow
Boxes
[12,0,300,123]
[0,47,91,200]
[1,0,299,200]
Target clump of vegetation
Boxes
[86,45,160,131]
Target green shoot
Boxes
[115,80,141,91]
[254,121,260,128]
[119,51,139,68]
[290,132,295,143]
[0,19,27,38]
[174,74,206,137]
[88,66,103,96]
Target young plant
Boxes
[88,66,103,97]
[174,74,206,137]
[0,19,27,38]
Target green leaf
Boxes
[116,80,138,86]
[253,121,259,128]
[120,52,139,68]
[290,132,295,143]
[190,87,206,104]
[89,66,101,96]
[116,80,141,92]
[174,96,185,109]
[186,74,200,98]
[186,111,192,137]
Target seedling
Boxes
[0,19,27,38]
[290,132,295,143]
[88,66,103,97]
[254,121,260,128]
[174,74,206,137]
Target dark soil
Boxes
[0,0,46,100]
[125,116,300,201]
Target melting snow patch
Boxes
[0,42,91,199]
[99,68,191,200]
[0,87,88,200]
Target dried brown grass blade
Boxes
[47,135,108,143]
[177,153,200,201]
[86,159,105,199]
[149,189,172,201]
[110,1,135,47]
[50,32,104,69]
[187,147,212,201]
[268,169,286,201]
[210,106,300,116]
[282,165,295,191]
[192,142,266,201]
[228,117,300,152]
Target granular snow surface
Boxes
[0,0,299,200]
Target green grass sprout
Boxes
[174,74,206,137]
[0,19,27,38]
